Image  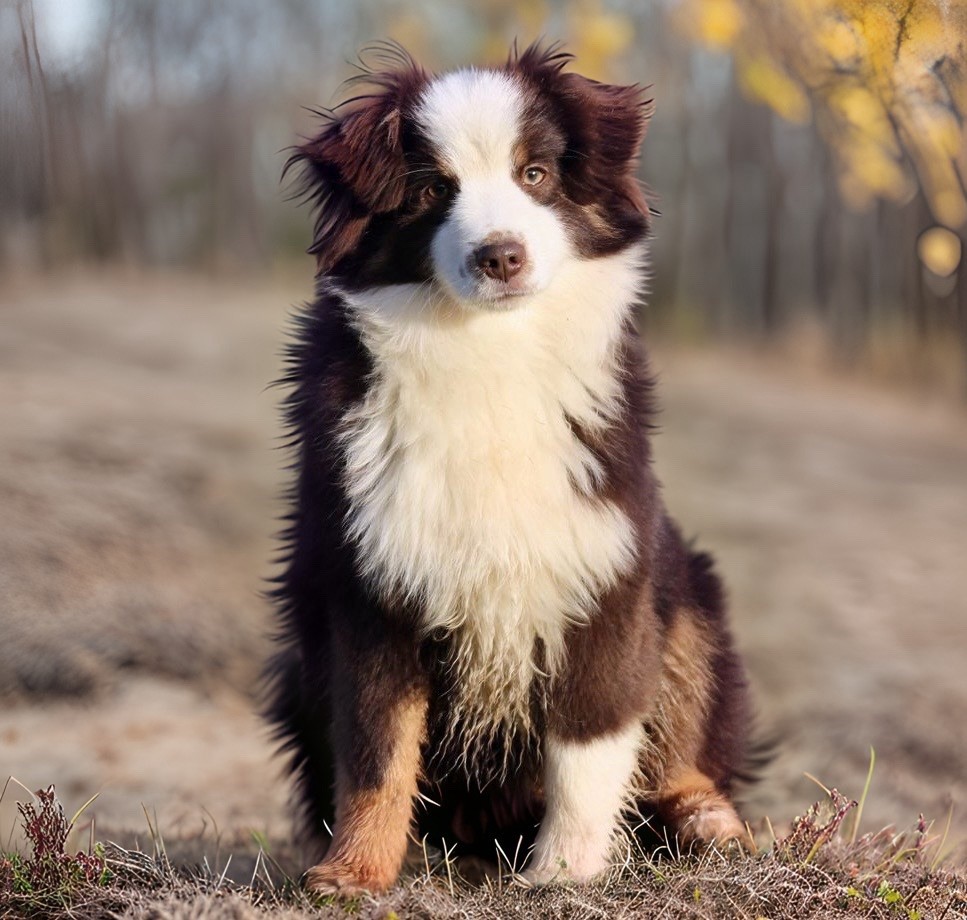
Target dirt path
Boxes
[651,349,967,842]
[1,273,965,855]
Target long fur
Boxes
[266,41,753,892]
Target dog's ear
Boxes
[564,75,651,175]
[559,73,652,218]
[510,42,650,219]
[288,64,426,275]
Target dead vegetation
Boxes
[1,782,965,920]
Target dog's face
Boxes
[291,44,651,308]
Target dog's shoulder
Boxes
[280,286,371,437]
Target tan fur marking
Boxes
[632,609,750,850]
[657,769,752,851]
[638,609,716,792]
[305,694,426,894]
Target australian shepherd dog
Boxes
[266,42,753,893]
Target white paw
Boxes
[522,850,609,886]
[521,859,569,887]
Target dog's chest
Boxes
[339,287,635,671]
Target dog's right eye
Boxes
[423,180,452,202]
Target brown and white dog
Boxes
[266,42,753,893]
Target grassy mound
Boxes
[2,782,963,920]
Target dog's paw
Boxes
[520,861,567,888]
[304,858,395,896]
[679,802,754,854]
[520,854,607,887]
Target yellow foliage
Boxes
[842,140,911,203]
[900,2,949,60]
[816,16,861,64]
[918,109,962,159]
[931,188,967,228]
[738,54,811,122]
[849,3,899,84]
[578,10,635,56]
[568,1,635,80]
[921,154,967,226]
[918,226,963,276]
[681,0,967,229]
[691,0,745,48]
[828,85,891,138]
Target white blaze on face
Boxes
[414,69,572,304]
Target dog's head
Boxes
[289,42,651,308]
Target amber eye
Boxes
[521,165,547,186]
[424,179,451,202]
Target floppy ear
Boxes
[509,42,651,220]
[558,73,652,218]
[287,62,427,275]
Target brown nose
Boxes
[473,240,527,282]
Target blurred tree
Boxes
[3,0,965,393]
[381,0,634,78]
[678,0,966,272]
[669,0,967,388]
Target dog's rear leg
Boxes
[655,768,748,850]
[646,603,751,852]
[304,619,428,895]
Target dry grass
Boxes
[2,784,965,920]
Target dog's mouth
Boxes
[456,279,538,309]
[481,280,534,299]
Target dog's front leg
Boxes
[523,724,643,884]
[525,589,659,885]
[304,617,428,895]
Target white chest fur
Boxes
[337,248,644,748]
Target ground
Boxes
[1,269,965,872]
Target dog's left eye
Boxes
[423,180,452,202]
[521,165,547,186]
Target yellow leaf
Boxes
[567,1,635,80]
[918,226,963,276]
[920,109,964,159]
[930,186,967,228]
[898,2,949,64]
[738,55,811,122]
[828,85,897,151]
[852,3,900,79]
[846,140,910,198]
[696,0,744,48]
[816,16,861,64]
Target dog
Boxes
[265,41,753,893]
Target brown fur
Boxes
[305,692,427,893]
[656,770,751,850]
[266,42,756,892]
[644,610,717,786]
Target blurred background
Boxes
[1,0,965,860]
